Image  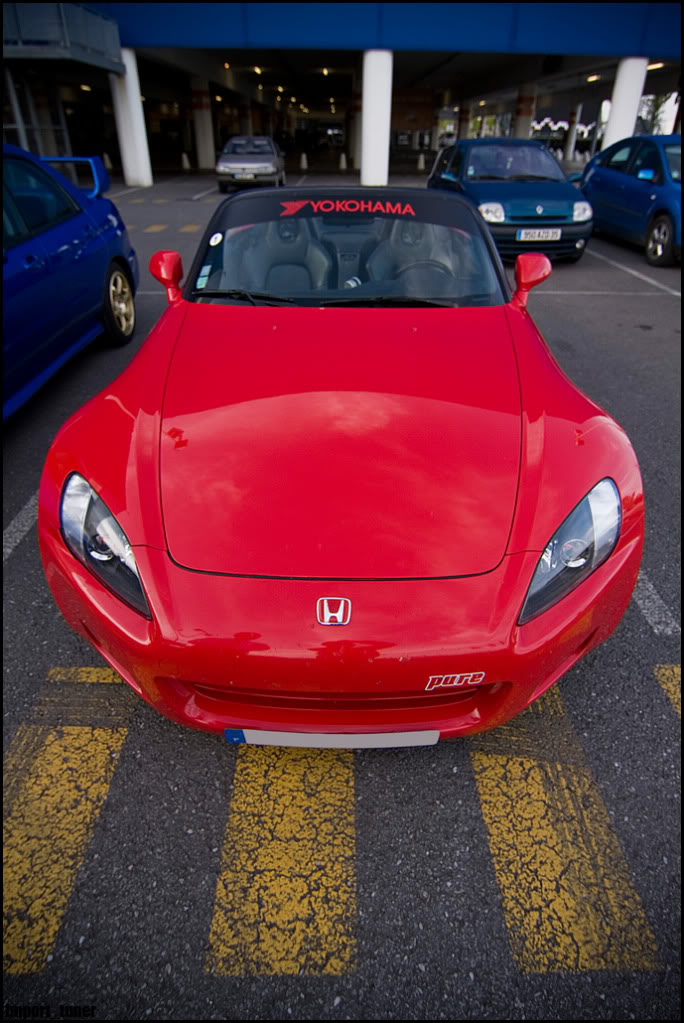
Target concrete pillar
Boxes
[351,92,362,170]
[458,104,471,139]
[431,108,441,150]
[239,103,253,136]
[361,50,393,187]
[513,83,537,139]
[109,49,153,187]
[564,102,583,161]
[191,78,216,169]
[32,90,59,157]
[5,67,29,151]
[601,58,648,151]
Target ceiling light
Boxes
[215,95,222,102]
[224,62,230,70]
[258,84,263,91]
[586,74,600,82]
[647,62,665,70]
[329,97,335,103]
[276,95,281,102]
[253,66,262,75]
[322,68,329,76]
[80,84,92,92]
[479,100,486,106]
[278,86,284,93]
[291,97,296,103]
[453,106,459,112]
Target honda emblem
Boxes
[317,597,352,625]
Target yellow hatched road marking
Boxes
[47,666,122,683]
[179,224,202,232]
[128,198,145,204]
[3,726,127,974]
[470,690,660,973]
[143,224,168,233]
[151,199,169,204]
[654,665,681,717]
[206,746,356,976]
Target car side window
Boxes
[3,156,79,237]
[602,143,637,173]
[3,185,29,249]
[629,143,664,184]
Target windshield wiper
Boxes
[508,174,562,181]
[316,296,457,308]
[191,289,296,305]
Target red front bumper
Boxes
[38,515,642,739]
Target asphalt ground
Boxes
[3,172,681,1021]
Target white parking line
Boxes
[585,249,681,298]
[192,185,219,200]
[633,572,681,636]
[107,185,148,199]
[3,492,38,563]
[536,290,665,296]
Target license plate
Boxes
[234,173,255,180]
[516,228,562,241]
[224,728,440,748]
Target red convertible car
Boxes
[38,188,643,748]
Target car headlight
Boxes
[478,202,505,223]
[518,479,621,625]
[60,473,151,618]
[573,200,593,222]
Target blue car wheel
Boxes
[103,261,136,346]
[645,214,675,267]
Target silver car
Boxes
[216,136,286,192]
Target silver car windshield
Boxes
[664,145,681,182]
[222,139,274,156]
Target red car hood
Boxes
[160,304,521,578]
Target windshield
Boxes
[189,193,505,307]
[464,144,566,182]
[222,138,274,155]
[664,144,681,182]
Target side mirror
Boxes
[637,168,655,181]
[42,156,110,198]
[513,253,552,309]
[567,171,582,184]
[149,250,184,303]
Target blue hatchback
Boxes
[580,134,681,266]
[427,138,593,262]
[3,144,139,419]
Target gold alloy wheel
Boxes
[109,270,135,335]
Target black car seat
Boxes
[365,220,454,282]
[241,218,333,291]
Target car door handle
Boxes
[23,253,46,271]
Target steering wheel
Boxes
[395,260,455,278]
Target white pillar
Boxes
[361,50,393,187]
[513,83,537,139]
[601,58,648,151]
[457,104,472,139]
[192,78,216,169]
[109,49,153,187]
[564,102,583,161]
[351,92,362,170]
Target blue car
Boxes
[580,134,681,267]
[427,138,593,262]
[3,144,139,420]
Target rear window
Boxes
[664,144,681,182]
[188,191,505,308]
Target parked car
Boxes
[216,136,286,192]
[579,134,681,266]
[3,144,138,420]
[39,187,642,748]
[427,138,593,262]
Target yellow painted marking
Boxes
[470,692,660,973]
[204,197,219,203]
[179,224,201,232]
[128,198,145,204]
[206,747,356,976]
[47,667,122,684]
[151,199,169,204]
[143,224,168,233]
[3,726,127,973]
[654,664,681,717]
